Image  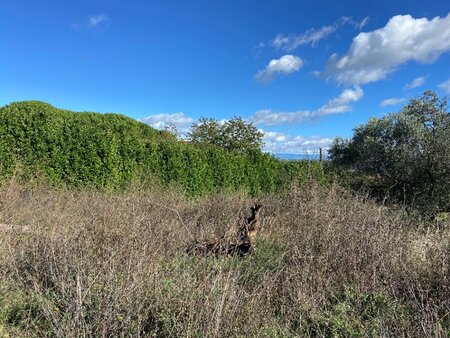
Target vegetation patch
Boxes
[328,91,450,215]
[304,287,412,337]
[0,180,448,337]
[0,101,325,197]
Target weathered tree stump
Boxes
[186,202,262,257]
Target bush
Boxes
[329,91,450,215]
[305,287,412,337]
[0,282,49,336]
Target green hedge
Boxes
[0,101,325,196]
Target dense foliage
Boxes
[0,101,324,196]
[329,91,450,214]
[187,116,264,152]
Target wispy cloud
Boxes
[256,42,265,49]
[140,112,195,134]
[88,14,108,27]
[254,55,303,84]
[438,78,450,94]
[380,97,405,107]
[271,25,337,51]
[251,86,363,126]
[270,16,369,51]
[359,16,370,29]
[404,76,426,90]
[321,13,450,85]
[72,13,109,30]
[341,16,370,30]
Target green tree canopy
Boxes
[187,116,264,152]
[329,90,450,214]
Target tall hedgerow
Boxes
[0,101,324,196]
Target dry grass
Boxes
[0,179,449,337]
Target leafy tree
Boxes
[221,117,264,152]
[187,117,222,146]
[329,90,450,214]
[187,116,264,152]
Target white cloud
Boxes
[438,79,450,94]
[322,13,450,85]
[254,55,303,84]
[262,130,333,154]
[380,97,405,107]
[253,109,312,126]
[72,13,109,30]
[318,86,363,114]
[340,16,370,30]
[140,112,195,134]
[251,86,363,126]
[88,14,108,27]
[271,16,369,51]
[404,76,426,90]
[359,16,370,30]
[262,131,288,142]
[272,25,337,51]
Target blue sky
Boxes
[1,0,450,154]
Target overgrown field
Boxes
[0,101,325,196]
[1,180,448,337]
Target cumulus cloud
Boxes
[438,79,450,94]
[271,16,369,51]
[380,97,405,107]
[318,86,363,114]
[262,130,333,154]
[140,112,195,134]
[263,131,288,143]
[404,76,426,90]
[254,55,303,84]
[251,86,363,126]
[321,13,450,85]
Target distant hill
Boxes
[0,101,325,195]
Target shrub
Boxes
[329,91,450,215]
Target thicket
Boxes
[0,101,325,196]
[0,181,448,337]
[328,91,450,215]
